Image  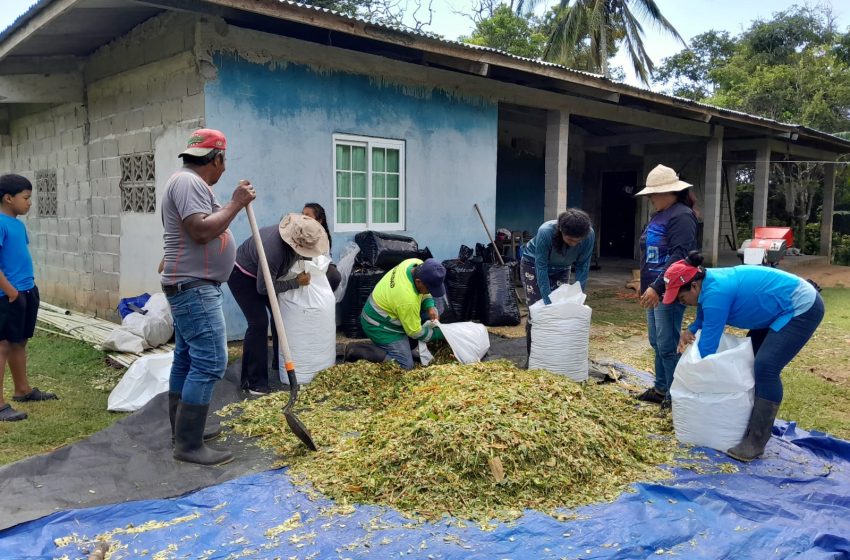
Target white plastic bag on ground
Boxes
[670,333,755,451]
[123,312,172,349]
[107,352,173,412]
[279,255,337,384]
[438,321,490,364]
[528,283,592,381]
[334,242,360,303]
[101,328,146,354]
[104,292,174,352]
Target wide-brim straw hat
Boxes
[634,164,692,196]
[278,213,329,258]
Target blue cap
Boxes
[417,258,446,298]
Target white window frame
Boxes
[333,133,405,233]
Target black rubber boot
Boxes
[524,321,532,368]
[173,402,233,466]
[344,342,388,363]
[726,397,780,462]
[169,392,221,444]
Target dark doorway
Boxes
[600,171,638,258]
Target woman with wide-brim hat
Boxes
[228,213,328,395]
[634,164,699,408]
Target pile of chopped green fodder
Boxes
[222,360,676,522]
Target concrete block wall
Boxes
[81,12,205,320]
[0,12,205,321]
[0,103,94,311]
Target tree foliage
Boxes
[654,5,850,261]
[543,0,684,84]
[462,5,548,58]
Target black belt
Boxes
[162,279,220,297]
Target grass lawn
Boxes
[2,287,849,466]
[0,331,125,466]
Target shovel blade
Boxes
[285,410,317,451]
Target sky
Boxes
[1,0,849,89]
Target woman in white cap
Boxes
[634,164,699,408]
[228,213,328,395]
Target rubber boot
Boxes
[168,392,221,444]
[173,402,233,466]
[524,321,532,369]
[726,397,780,462]
[344,342,388,363]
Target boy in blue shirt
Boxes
[0,174,58,422]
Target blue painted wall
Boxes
[495,147,586,237]
[203,55,498,338]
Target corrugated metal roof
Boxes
[0,0,52,43]
[1,0,848,149]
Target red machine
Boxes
[737,227,794,267]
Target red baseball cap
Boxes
[662,259,701,304]
[179,129,227,158]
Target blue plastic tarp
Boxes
[1,421,849,559]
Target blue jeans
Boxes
[376,297,447,371]
[167,285,228,405]
[377,337,416,371]
[647,302,686,394]
[748,293,825,403]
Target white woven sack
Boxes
[438,321,490,364]
[101,327,146,354]
[107,352,173,412]
[278,255,337,384]
[123,312,173,349]
[528,283,591,381]
[670,333,755,451]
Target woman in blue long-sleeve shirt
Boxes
[520,209,594,359]
[663,251,824,462]
[634,164,699,408]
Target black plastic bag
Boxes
[478,262,520,327]
[339,266,385,339]
[458,245,474,261]
[355,231,419,269]
[440,259,479,323]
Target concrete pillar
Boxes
[702,126,724,267]
[721,164,739,250]
[820,161,836,258]
[634,157,655,260]
[753,141,771,228]
[544,110,569,220]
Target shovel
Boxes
[246,201,317,451]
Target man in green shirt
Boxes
[360,258,446,369]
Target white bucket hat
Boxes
[634,164,692,196]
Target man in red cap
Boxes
[161,128,255,466]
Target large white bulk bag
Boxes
[278,255,337,384]
[670,333,755,451]
[528,283,592,382]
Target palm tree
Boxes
[543,0,685,85]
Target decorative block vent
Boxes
[119,153,156,213]
[36,170,57,217]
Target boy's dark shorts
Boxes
[0,286,39,343]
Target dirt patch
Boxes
[794,263,850,288]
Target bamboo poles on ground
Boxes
[37,301,174,368]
